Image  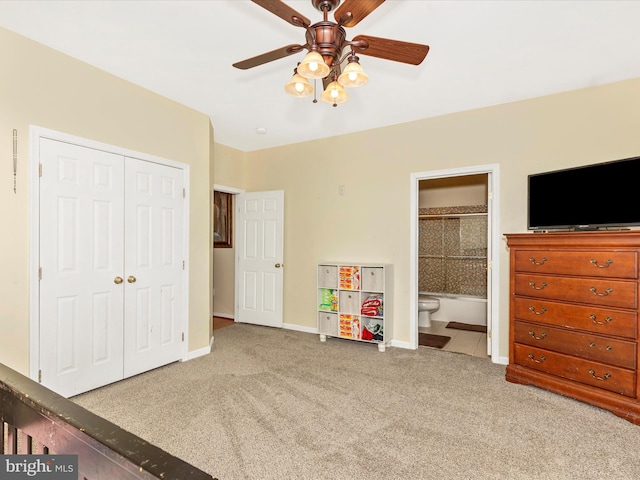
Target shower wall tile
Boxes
[419,218,443,256]
[443,218,461,256]
[418,257,445,292]
[418,205,488,297]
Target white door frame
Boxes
[409,164,501,363]
[29,125,191,381]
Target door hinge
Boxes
[39,163,42,177]
[183,260,185,270]
[38,370,42,383]
[488,330,492,338]
[183,188,186,198]
[39,267,42,280]
[181,332,185,342]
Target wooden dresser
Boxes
[505,231,640,424]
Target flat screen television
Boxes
[528,156,640,231]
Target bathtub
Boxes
[419,292,487,326]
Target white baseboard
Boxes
[212,312,234,319]
[390,339,413,349]
[283,323,317,334]
[184,336,214,361]
[495,355,508,365]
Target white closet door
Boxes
[123,158,185,378]
[39,139,125,398]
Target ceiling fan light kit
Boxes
[321,79,349,106]
[337,55,368,88]
[297,50,332,79]
[284,69,314,97]
[234,0,429,107]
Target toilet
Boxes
[418,294,440,328]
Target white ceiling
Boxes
[1,1,640,152]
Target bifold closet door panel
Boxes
[39,138,125,398]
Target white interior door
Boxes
[235,191,284,328]
[123,158,185,377]
[39,139,125,398]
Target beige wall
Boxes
[226,78,640,358]
[0,27,213,374]
[419,175,488,208]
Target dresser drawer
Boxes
[514,273,637,308]
[513,297,638,339]
[514,344,636,397]
[514,321,636,369]
[515,250,638,279]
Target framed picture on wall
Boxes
[214,191,233,248]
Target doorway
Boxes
[409,164,501,362]
[212,184,243,328]
[211,186,286,330]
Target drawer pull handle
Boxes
[528,330,547,340]
[588,369,612,381]
[529,281,547,290]
[590,342,613,351]
[527,353,546,364]
[590,258,613,268]
[589,314,613,325]
[528,306,547,315]
[590,287,613,297]
[529,256,547,265]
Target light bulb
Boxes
[309,62,318,72]
[295,82,304,93]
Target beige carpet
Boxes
[73,324,640,479]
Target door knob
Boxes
[114,276,123,284]
[275,263,282,268]
[127,275,137,283]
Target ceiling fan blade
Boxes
[252,0,310,27]
[351,35,429,65]
[233,44,304,70]
[334,0,385,27]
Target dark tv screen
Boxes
[528,156,640,230]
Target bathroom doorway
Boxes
[409,164,501,363]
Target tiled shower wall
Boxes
[418,205,487,297]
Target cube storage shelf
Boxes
[317,263,393,352]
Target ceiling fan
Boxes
[232,0,430,106]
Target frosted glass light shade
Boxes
[338,60,369,87]
[321,80,349,106]
[284,72,313,97]
[297,51,331,79]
